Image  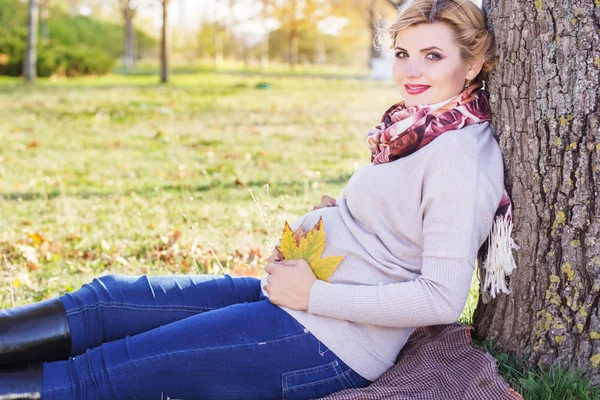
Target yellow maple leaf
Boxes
[276,217,344,282]
[27,232,45,246]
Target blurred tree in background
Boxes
[0,0,154,77]
[0,0,408,78]
[116,0,140,72]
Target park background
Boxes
[1,0,599,398]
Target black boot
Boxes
[0,298,71,364]
[0,362,43,400]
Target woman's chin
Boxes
[402,93,429,107]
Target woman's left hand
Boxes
[264,259,317,311]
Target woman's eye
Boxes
[394,52,407,58]
[426,52,441,60]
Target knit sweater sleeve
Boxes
[307,132,504,328]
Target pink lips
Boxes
[404,84,430,95]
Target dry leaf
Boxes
[27,232,45,246]
[276,217,344,282]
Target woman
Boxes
[0,1,510,399]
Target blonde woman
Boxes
[0,1,511,399]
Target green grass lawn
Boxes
[0,73,403,306]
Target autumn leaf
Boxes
[27,232,45,246]
[276,217,344,282]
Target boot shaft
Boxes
[0,298,71,364]
[0,363,42,400]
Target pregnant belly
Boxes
[261,207,369,296]
[286,206,361,257]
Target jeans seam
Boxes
[66,302,215,316]
[44,331,312,392]
[284,360,338,379]
[282,375,345,392]
[333,360,350,390]
[344,369,361,387]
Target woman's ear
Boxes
[466,59,484,81]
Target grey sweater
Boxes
[261,121,505,381]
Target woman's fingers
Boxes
[313,195,336,210]
[320,195,336,205]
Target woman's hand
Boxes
[264,259,317,311]
[312,195,336,210]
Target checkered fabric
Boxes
[321,323,523,400]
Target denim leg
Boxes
[41,299,370,400]
[59,274,261,356]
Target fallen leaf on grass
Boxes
[234,177,246,187]
[27,232,45,246]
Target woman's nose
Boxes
[403,62,423,78]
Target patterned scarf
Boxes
[366,82,518,302]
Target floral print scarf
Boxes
[366,82,518,302]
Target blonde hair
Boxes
[388,0,495,84]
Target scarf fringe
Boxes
[480,215,520,304]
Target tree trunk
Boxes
[69,0,78,15]
[260,34,269,70]
[160,0,169,83]
[474,0,600,385]
[289,26,299,69]
[123,11,136,72]
[214,26,223,68]
[314,36,326,65]
[23,0,39,82]
[368,0,380,63]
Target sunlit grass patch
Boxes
[0,73,397,307]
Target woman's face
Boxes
[392,22,481,107]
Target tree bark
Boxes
[214,25,224,68]
[368,0,381,67]
[474,0,600,385]
[260,34,269,70]
[289,26,299,69]
[23,0,39,82]
[69,0,78,15]
[123,10,136,72]
[160,0,169,83]
[314,36,326,65]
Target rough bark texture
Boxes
[474,0,600,385]
[23,0,38,82]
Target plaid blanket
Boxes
[321,323,523,400]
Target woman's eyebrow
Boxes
[394,46,445,53]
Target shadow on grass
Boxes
[1,173,354,202]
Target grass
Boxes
[113,59,371,78]
[477,340,600,399]
[1,72,597,399]
[0,73,398,306]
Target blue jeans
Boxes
[41,274,370,399]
